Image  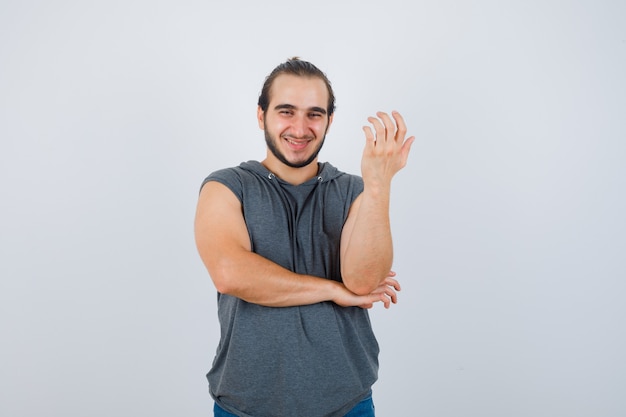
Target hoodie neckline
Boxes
[239,160,342,185]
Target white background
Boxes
[1,1,625,416]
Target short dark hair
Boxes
[257,57,336,116]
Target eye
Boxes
[308,112,323,119]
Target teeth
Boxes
[287,139,307,145]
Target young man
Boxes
[194,57,414,417]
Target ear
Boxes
[257,106,265,130]
[327,113,334,129]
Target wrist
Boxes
[362,180,391,197]
[326,280,345,303]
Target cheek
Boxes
[312,122,328,135]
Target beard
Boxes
[264,128,327,169]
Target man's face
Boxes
[258,74,333,168]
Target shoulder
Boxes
[336,171,363,188]
[198,166,244,203]
[199,161,269,202]
[202,165,244,185]
[321,163,364,195]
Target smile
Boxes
[285,138,311,145]
[283,137,314,150]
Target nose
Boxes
[290,114,308,138]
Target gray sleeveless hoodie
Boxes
[202,161,379,417]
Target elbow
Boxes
[342,263,391,296]
[201,246,254,298]
[207,261,240,295]
[342,272,380,296]
[212,274,243,296]
[212,276,232,295]
[349,283,379,296]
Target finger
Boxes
[396,135,416,168]
[362,126,376,146]
[387,270,396,277]
[367,116,386,145]
[383,277,401,291]
[361,292,383,308]
[402,135,416,154]
[376,111,396,143]
[378,283,397,303]
[385,286,398,304]
[391,111,408,141]
[380,293,391,309]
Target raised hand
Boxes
[361,111,415,186]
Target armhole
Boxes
[200,173,244,204]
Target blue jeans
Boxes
[343,393,375,417]
[213,393,375,417]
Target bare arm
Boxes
[340,111,414,295]
[194,181,397,308]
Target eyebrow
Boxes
[273,104,327,115]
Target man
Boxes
[194,57,414,417]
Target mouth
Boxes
[284,136,313,150]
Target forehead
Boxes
[269,74,329,109]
